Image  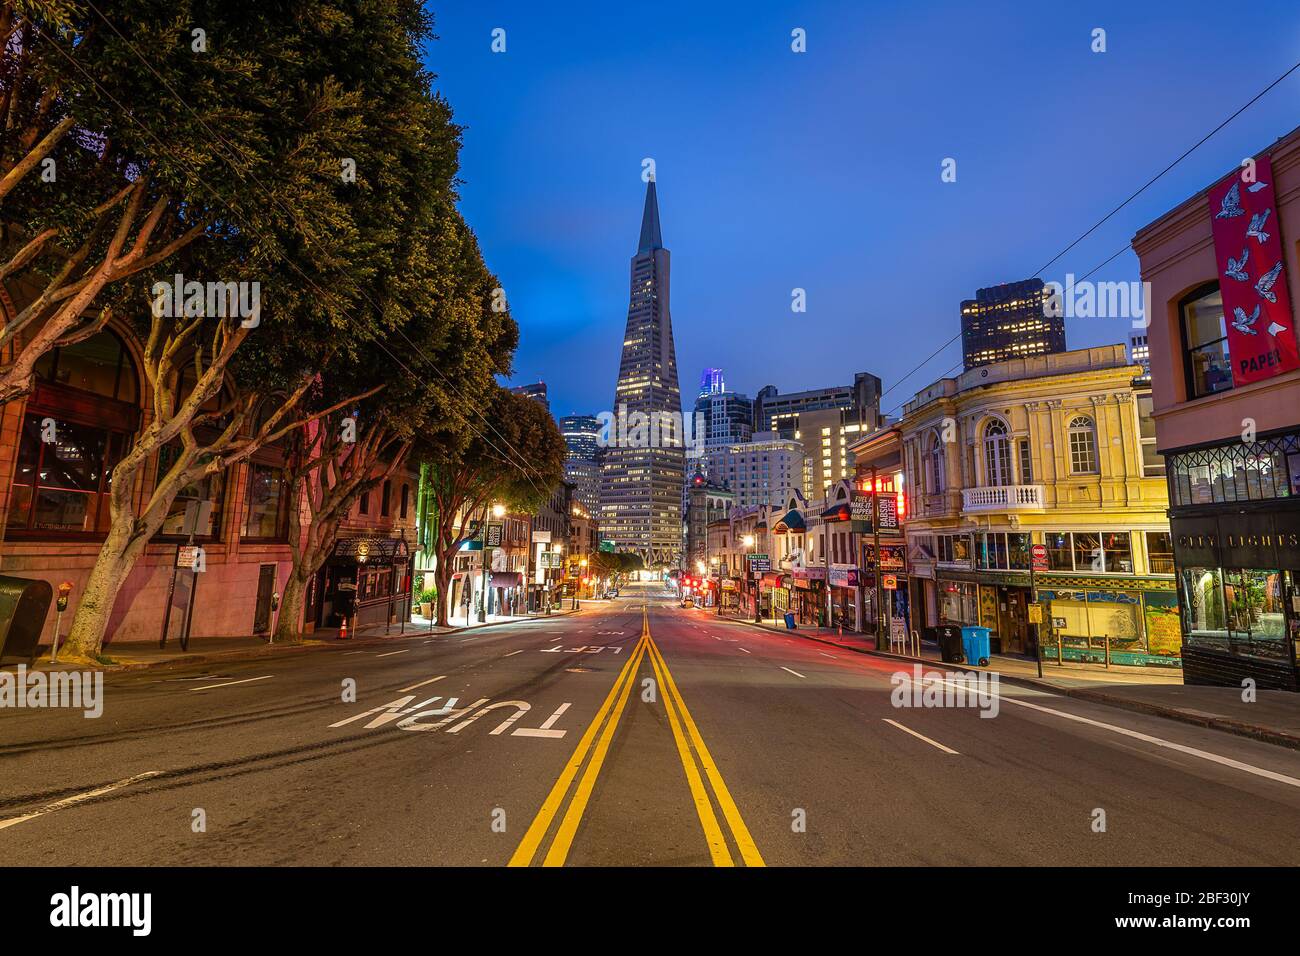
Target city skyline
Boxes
[429,1,1300,421]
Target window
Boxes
[359,489,369,515]
[1169,432,1299,506]
[400,483,410,519]
[975,532,1029,570]
[243,464,287,540]
[6,415,120,534]
[1018,438,1032,483]
[983,419,1012,486]
[1146,531,1174,574]
[157,442,224,538]
[1068,416,1098,474]
[1181,284,1233,398]
[8,331,139,538]
[1181,567,1288,661]
[1135,394,1164,477]
[381,479,391,517]
[926,430,946,493]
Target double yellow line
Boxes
[509,607,763,867]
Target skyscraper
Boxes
[599,179,685,567]
[510,381,550,411]
[560,414,602,516]
[960,278,1065,370]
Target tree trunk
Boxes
[274,563,313,644]
[61,512,152,662]
[434,553,454,627]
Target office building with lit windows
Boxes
[960,278,1066,370]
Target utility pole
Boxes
[872,466,884,651]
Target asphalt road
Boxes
[3,581,1300,866]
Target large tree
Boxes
[57,0,488,660]
[421,386,567,627]
[0,0,362,404]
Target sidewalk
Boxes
[10,607,582,674]
[720,612,1300,751]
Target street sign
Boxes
[882,574,898,590]
[599,539,615,552]
[176,545,202,570]
[1028,603,1044,624]
[746,553,770,572]
[485,523,504,548]
[1031,543,1049,571]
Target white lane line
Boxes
[343,650,367,656]
[882,719,960,755]
[375,649,410,658]
[0,771,164,831]
[933,677,1300,788]
[820,652,837,659]
[738,647,751,654]
[780,666,806,679]
[503,649,526,658]
[189,675,274,692]
[399,675,446,693]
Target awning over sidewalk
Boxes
[330,535,409,566]
[771,509,806,534]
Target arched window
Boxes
[982,419,1012,487]
[9,330,140,537]
[926,429,946,492]
[1068,415,1098,474]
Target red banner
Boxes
[1207,155,1299,385]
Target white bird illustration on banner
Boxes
[1225,248,1250,281]
[1255,261,1283,303]
[1215,181,1245,218]
[1246,208,1272,244]
[1231,304,1260,335]
[1247,180,1269,192]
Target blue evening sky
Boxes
[423,1,1300,421]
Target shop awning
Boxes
[771,509,806,534]
[821,502,852,522]
[490,571,523,587]
[331,535,409,565]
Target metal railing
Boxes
[961,484,1046,512]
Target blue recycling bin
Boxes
[784,612,796,630]
[960,626,991,667]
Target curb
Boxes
[729,616,1300,752]
[22,607,584,675]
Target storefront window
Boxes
[6,414,122,535]
[1146,531,1174,574]
[1181,567,1228,650]
[243,464,287,540]
[940,582,977,624]
[1008,533,1030,570]
[1102,532,1132,573]
[1223,569,1288,660]
[1046,531,1072,571]
[1072,532,1102,571]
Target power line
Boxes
[876,55,1300,413]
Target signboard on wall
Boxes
[1207,155,1299,385]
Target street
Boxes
[2,582,1298,867]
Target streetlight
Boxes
[576,557,588,609]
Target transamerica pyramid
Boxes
[598,178,685,569]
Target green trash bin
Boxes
[0,575,54,666]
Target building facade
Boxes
[900,346,1176,666]
[684,474,734,574]
[753,371,882,439]
[599,179,685,568]
[707,432,804,509]
[960,278,1065,370]
[560,413,602,516]
[1132,124,1300,690]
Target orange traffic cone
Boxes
[339,616,349,641]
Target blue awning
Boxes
[771,509,806,534]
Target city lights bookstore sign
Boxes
[1208,155,1299,385]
